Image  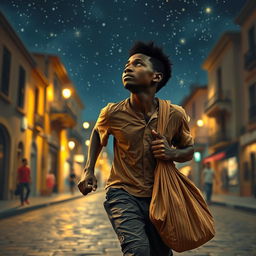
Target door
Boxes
[0,124,10,200]
[30,143,37,196]
[49,145,58,193]
[250,152,256,197]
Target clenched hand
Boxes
[77,170,97,196]
[151,129,177,161]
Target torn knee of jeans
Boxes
[117,232,125,243]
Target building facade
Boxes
[0,12,85,199]
[202,32,242,196]
[236,0,256,197]
[177,85,208,189]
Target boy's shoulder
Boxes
[103,98,128,113]
[167,101,190,121]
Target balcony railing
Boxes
[208,130,231,146]
[50,100,77,128]
[244,46,256,71]
[204,90,231,114]
[34,113,44,128]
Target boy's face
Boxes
[122,53,157,93]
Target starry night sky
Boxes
[0,0,247,121]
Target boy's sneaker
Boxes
[25,200,30,205]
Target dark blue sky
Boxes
[0,0,246,121]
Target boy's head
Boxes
[122,41,172,93]
[22,158,28,165]
[206,162,211,168]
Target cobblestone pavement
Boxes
[0,191,256,256]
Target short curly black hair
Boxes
[129,41,172,93]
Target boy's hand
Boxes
[151,129,177,161]
[77,170,97,196]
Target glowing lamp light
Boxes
[62,88,71,99]
[197,119,204,127]
[83,122,90,129]
[68,140,75,150]
[85,140,90,146]
[194,152,201,162]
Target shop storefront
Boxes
[203,141,240,195]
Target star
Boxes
[74,30,81,37]
[180,38,186,44]
[205,7,212,14]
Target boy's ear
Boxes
[153,72,163,83]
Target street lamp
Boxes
[62,88,72,99]
[68,140,75,150]
[85,140,90,146]
[197,119,204,127]
[83,122,90,129]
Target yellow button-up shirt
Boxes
[94,97,194,197]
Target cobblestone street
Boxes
[0,191,256,256]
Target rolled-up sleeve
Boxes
[94,104,112,147]
[171,108,194,148]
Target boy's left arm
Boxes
[151,130,194,162]
[151,108,194,163]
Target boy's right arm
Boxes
[77,128,103,195]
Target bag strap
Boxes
[157,99,171,136]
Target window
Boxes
[248,25,255,51]
[17,66,26,108]
[53,73,61,101]
[249,83,256,121]
[0,46,11,96]
[249,83,256,108]
[216,67,222,95]
[34,87,39,113]
[44,56,49,77]
[243,161,250,181]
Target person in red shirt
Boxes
[17,158,31,206]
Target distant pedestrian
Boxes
[46,170,56,196]
[69,169,76,194]
[202,162,215,205]
[17,158,31,206]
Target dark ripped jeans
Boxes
[103,187,173,256]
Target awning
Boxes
[202,141,239,163]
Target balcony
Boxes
[34,113,44,131]
[204,90,231,117]
[208,130,231,147]
[50,100,77,129]
[244,47,256,71]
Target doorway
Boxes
[250,152,256,197]
[30,143,37,196]
[0,124,10,200]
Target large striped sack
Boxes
[149,99,215,252]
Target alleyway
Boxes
[0,191,256,256]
